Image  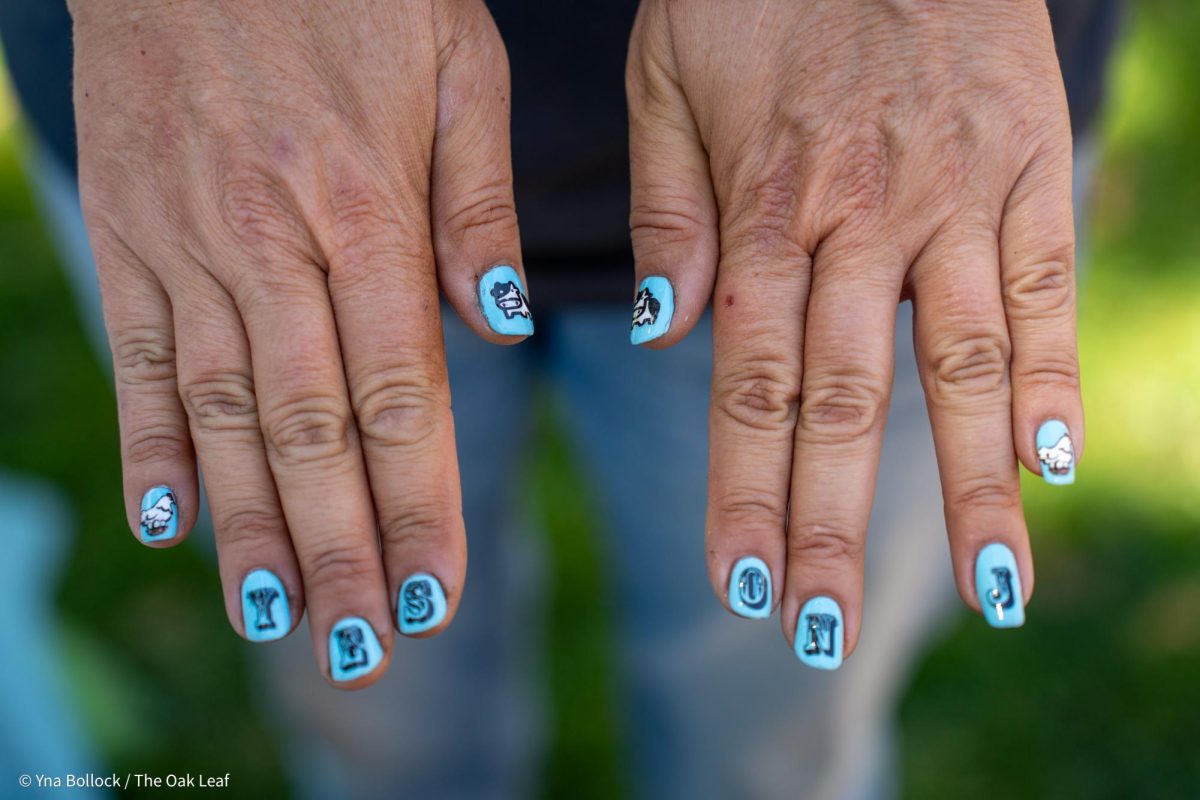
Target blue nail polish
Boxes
[975,542,1025,628]
[397,572,448,635]
[479,265,534,336]
[728,556,772,619]
[794,596,843,670]
[329,616,384,682]
[630,276,674,345]
[241,569,290,642]
[139,485,178,543]
[1035,419,1075,485]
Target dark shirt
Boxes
[0,1,1120,305]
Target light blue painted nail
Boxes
[479,265,534,336]
[1035,419,1075,485]
[794,596,843,670]
[975,542,1025,629]
[397,572,448,635]
[139,485,178,543]
[630,276,674,345]
[728,556,771,619]
[241,569,290,643]
[329,616,384,682]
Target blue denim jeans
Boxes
[257,303,955,800]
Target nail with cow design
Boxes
[479,265,534,336]
[630,276,674,345]
[329,616,384,682]
[728,556,772,619]
[241,568,290,642]
[794,596,843,670]
[1035,419,1075,485]
[397,572,447,636]
[975,542,1025,629]
[139,485,178,543]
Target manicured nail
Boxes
[397,572,447,635]
[794,596,843,670]
[630,276,674,345]
[329,616,384,682]
[975,542,1025,628]
[139,485,178,543]
[728,556,771,619]
[1035,419,1075,485]
[241,569,290,643]
[479,265,534,336]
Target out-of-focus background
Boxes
[0,1,1197,797]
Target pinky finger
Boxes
[1001,147,1084,485]
[98,241,197,546]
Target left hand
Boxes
[626,0,1082,664]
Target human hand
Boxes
[72,0,529,687]
[627,0,1082,666]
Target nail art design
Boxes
[139,485,178,542]
[975,542,1025,628]
[479,265,534,336]
[728,556,771,619]
[398,572,447,635]
[1036,419,1075,485]
[329,616,383,682]
[630,276,674,345]
[794,596,843,670]
[241,569,290,642]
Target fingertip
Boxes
[326,615,391,689]
[132,482,195,547]
[395,571,455,638]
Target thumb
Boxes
[626,1,718,348]
[431,0,530,343]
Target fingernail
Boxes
[479,265,534,336]
[1035,419,1075,485]
[241,569,290,643]
[728,556,771,619]
[139,485,178,543]
[794,596,843,670]
[975,542,1025,628]
[630,275,674,345]
[329,616,384,682]
[397,572,447,635]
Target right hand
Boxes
[71,0,528,687]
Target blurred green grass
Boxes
[0,0,1197,796]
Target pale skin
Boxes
[72,0,1081,686]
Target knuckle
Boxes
[442,179,518,244]
[261,394,353,467]
[214,507,286,549]
[1011,352,1080,392]
[630,196,710,256]
[788,522,864,564]
[216,157,302,252]
[124,424,190,465]
[947,474,1021,512]
[351,365,447,450]
[180,371,259,432]
[924,330,1010,404]
[1003,254,1074,320]
[714,487,789,528]
[726,168,805,261]
[379,500,456,549]
[304,544,378,589]
[112,326,176,386]
[798,369,888,442]
[714,357,800,432]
